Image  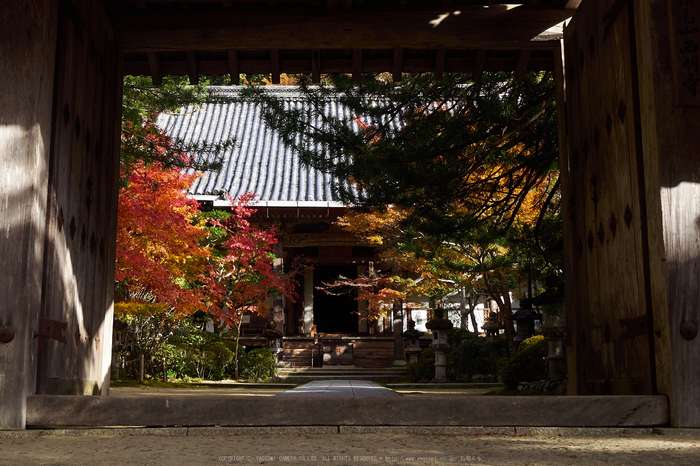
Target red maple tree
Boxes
[116,161,303,379]
[205,193,304,377]
[115,160,215,314]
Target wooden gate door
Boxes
[35,0,121,396]
[561,0,656,396]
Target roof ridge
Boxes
[208,85,327,99]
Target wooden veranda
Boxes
[2,0,700,429]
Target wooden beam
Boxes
[146,51,162,85]
[270,49,280,84]
[281,232,370,247]
[515,49,531,82]
[473,49,486,82]
[311,49,321,83]
[116,6,573,52]
[327,0,352,14]
[123,54,559,78]
[227,50,240,85]
[352,48,362,82]
[186,51,198,85]
[434,48,446,80]
[392,48,403,82]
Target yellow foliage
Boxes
[114,301,169,316]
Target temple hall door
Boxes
[313,265,359,334]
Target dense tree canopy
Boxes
[244,72,562,353]
[243,72,559,236]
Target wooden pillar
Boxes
[555,35,583,395]
[357,265,368,333]
[633,0,700,427]
[555,36,580,394]
[303,267,314,334]
[272,242,284,333]
[0,1,58,429]
[391,263,404,361]
[392,301,404,362]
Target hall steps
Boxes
[277,366,406,384]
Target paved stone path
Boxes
[276,380,399,397]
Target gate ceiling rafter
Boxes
[106,0,579,83]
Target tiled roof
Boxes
[157,86,351,207]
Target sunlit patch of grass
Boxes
[110,380,206,389]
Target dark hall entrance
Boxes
[313,265,359,334]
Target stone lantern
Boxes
[482,311,503,339]
[512,302,542,344]
[402,319,424,364]
[262,320,284,366]
[425,307,453,382]
[482,311,505,375]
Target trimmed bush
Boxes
[454,336,492,377]
[200,342,234,380]
[241,348,277,381]
[405,348,436,382]
[498,335,549,390]
[518,334,546,352]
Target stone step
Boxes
[279,367,405,374]
[277,366,406,383]
[279,374,405,384]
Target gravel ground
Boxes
[2,427,699,466]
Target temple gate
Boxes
[2,0,700,429]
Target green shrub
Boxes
[406,335,498,382]
[447,328,471,348]
[241,348,277,381]
[200,342,234,380]
[498,336,548,390]
[159,342,190,379]
[454,336,492,377]
[518,334,546,353]
[405,348,436,382]
[221,340,247,379]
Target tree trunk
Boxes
[234,318,243,380]
[483,272,517,355]
[469,305,479,334]
[459,289,481,333]
[459,288,468,329]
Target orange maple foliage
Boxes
[116,166,300,327]
[334,148,557,343]
[115,161,215,314]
